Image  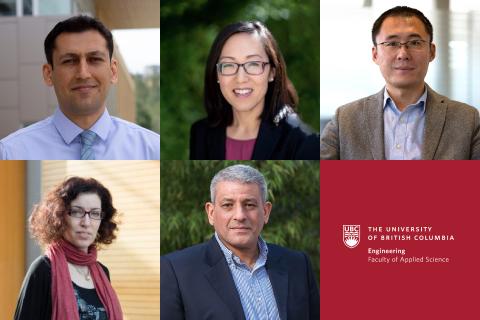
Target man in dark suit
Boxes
[161,164,319,320]
[320,6,480,160]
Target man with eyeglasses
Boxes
[320,6,480,160]
[161,164,320,320]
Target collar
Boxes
[53,107,112,144]
[382,86,428,113]
[215,232,268,269]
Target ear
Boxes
[205,202,215,226]
[429,42,436,62]
[110,58,119,84]
[42,64,54,86]
[372,46,379,65]
[262,201,272,224]
[268,66,276,82]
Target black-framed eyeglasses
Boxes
[68,206,104,220]
[216,61,270,76]
[377,39,429,51]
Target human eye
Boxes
[70,208,84,217]
[245,202,257,209]
[408,40,423,48]
[90,210,103,219]
[89,56,104,63]
[386,41,401,47]
[221,202,233,209]
[219,62,237,74]
[62,58,75,64]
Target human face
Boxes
[63,192,102,253]
[205,181,272,256]
[372,16,435,93]
[217,32,274,118]
[43,30,118,118]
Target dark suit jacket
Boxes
[320,85,480,159]
[190,114,320,160]
[161,237,319,320]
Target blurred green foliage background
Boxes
[160,160,319,282]
[160,0,320,159]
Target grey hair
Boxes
[210,164,268,203]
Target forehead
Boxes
[220,32,268,60]
[71,192,101,207]
[215,181,262,200]
[377,16,429,40]
[53,30,109,56]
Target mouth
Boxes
[233,88,253,97]
[394,66,415,71]
[76,231,92,239]
[230,226,251,231]
[71,84,98,93]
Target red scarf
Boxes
[46,239,123,320]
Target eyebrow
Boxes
[58,51,107,60]
[383,33,423,41]
[71,205,101,210]
[219,54,265,61]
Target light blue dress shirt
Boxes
[0,108,160,160]
[383,87,427,160]
[215,233,281,320]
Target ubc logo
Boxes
[343,225,360,248]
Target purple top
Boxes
[225,137,256,160]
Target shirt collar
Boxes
[215,232,268,269]
[383,86,428,113]
[53,107,112,144]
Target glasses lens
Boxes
[70,208,84,218]
[245,62,264,75]
[90,211,103,220]
[220,63,237,75]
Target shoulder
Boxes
[26,255,51,277]
[162,241,210,265]
[190,118,211,135]
[97,261,110,279]
[110,116,160,139]
[335,92,382,117]
[1,117,53,144]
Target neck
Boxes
[386,84,425,111]
[232,245,259,269]
[60,106,105,130]
[227,110,262,140]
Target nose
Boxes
[76,58,92,79]
[235,65,249,82]
[80,213,92,226]
[396,45,410,60]
[232,204,247,221]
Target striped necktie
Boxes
[80,130,97,160]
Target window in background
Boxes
[0,0,16,16]
[23,0,32,15]
[38,0,71,15]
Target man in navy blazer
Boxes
[161,164,319,320]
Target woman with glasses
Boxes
[190,21,319,160]
[15,177,123,320]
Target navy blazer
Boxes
[161,236,319,320]
[189,115,320,160]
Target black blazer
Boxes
[190,114,320,160]
[161,236,320,320]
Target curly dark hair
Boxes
[29,176,118,248]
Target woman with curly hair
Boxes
[14,177,123,320]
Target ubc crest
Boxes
[343,225,360,249]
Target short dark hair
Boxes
[372,6,433,45]
[204,21,298,127]
[44,15,114,67]
[29,176,118,248]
